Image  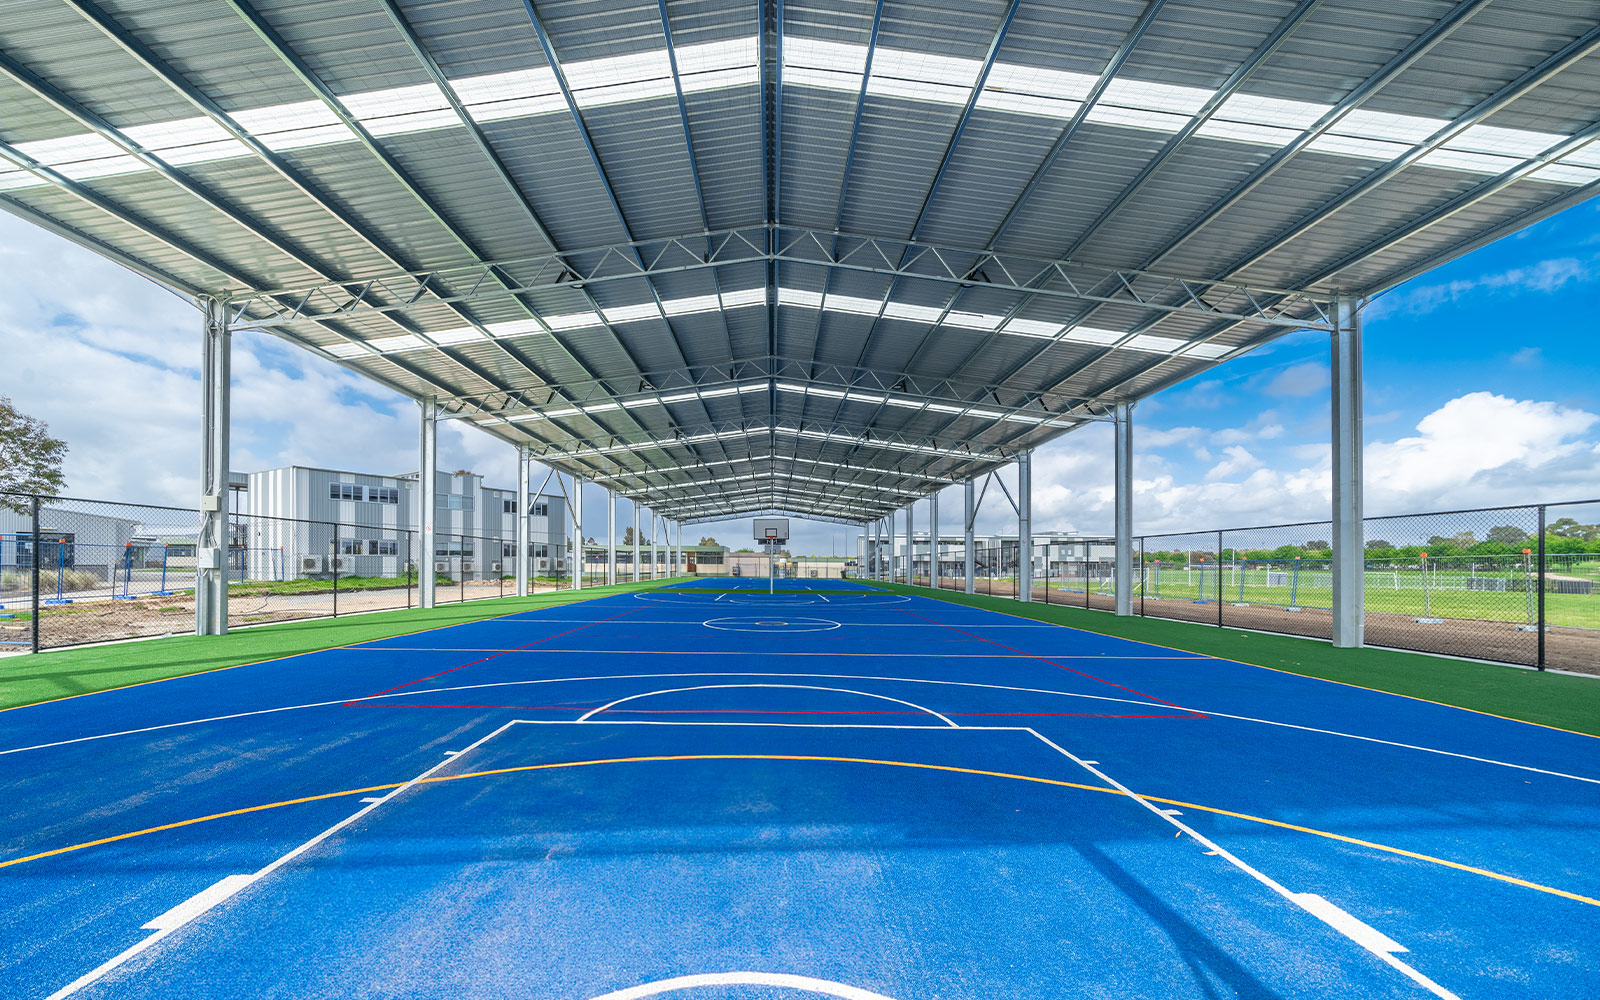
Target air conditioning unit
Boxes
[461,560,474,572]
[329,556,351,573]
[534,558,549,572]
[434,561,449,573]
[490,561,502,573]
[300,556,324,573]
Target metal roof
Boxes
[3,0,1597,524]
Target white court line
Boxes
[587,971,896,1000]
[576,683,959,727]
[446,617,1055,627]
[1025,729,1461,1000]
[44,719,519,999]
[5,670,1599,789]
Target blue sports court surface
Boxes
[2,579,1597,999]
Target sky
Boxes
[2,197,1597,556]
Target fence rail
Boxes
[865,498,1600,674]
[1,491,587,652]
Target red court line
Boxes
[341,607,642,706]
[896,609,1208,720]
[345,705,1195,719]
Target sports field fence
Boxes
[0,491,577,651]
[892,498,1600,674]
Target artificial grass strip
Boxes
[875,582,1600,738]
[0,578,689,712]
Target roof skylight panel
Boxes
[1418,148,1525,174]
[324,342,370,359]
[428,327,487,345]
[542,310,604,331]
[866,45,982,105]
[675,37,761,92]
[719,287,768,309]
[1182,342,1232,359]
[487,319,546,338]
[344,83,458,137]
[1125,333,1186,353]
[777,286,823,309]
[122,116,246,166]
[453,67,566,123]
[822,292,883,316]
[15,131,123,165]
[660,293,721,316]
[1003,318,1062,338]
[945,310,1004,331]
[0,166,28,192]
[233,99,353,152]
[600,301,663,324]
[1061,326,1123,345]
[1085,104,1193,134]
[367,334,428,353]
[566,48,677,108]
[1531,163,1600,185]
[882,300,946,323]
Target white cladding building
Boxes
[245,466,566,581]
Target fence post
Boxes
[1537,505,1546,671]
[30,495,41,653]
[1217,530,1224,626]
[332,522,339,618]
[408,533,414,609]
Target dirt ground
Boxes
[5,579,557,650]
[932,581,1600,677]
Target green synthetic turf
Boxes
[0,578,691,712]
[874,581,1600,738]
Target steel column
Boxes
[906,501,915,586]
[418,398,438,609]
[1331,295,1365,647]
[650,512,659,580]
[571,476,584,591]
[515,447,531,597]
[930,490,939,589]
[1018,450,1033,603]
[632,500,642,582]
[196,296,230,636]
[963,482,976,594]
[1114,403,1134,616]
[607,488,616,586]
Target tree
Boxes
[622,526,635,545]
[698,536,719,546]
[0,397,68,513]
[1304,540,1331,550]
[1548,517,1600,542]
[1365,539,1393,550]
[1486,525,1529,545]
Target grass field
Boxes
[7,575,1599,738]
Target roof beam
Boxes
[229,225,1334,332]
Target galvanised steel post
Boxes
[1331,293,1365,647]
[1114,402,1133,616]
[196,295,230,636]
[607,488,616,586]
[963,480,975,594]
[632,500,641,583]
[1018,449,1033,602]
[418,398,438,609]
[906,501,915,586]
[30,492,41,652]
[515,447,530,598]
[930,489,939,589]
[572,476,584,591]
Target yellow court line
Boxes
[898,582,1600,742]
[0,587,634,714]
[3,753,1594,909]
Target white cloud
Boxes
[1012,391,1599,536]
[1368,253,1596,320]
[1140,425,1203,447]
[1205,445,1261,481]
[1263,361,1326,397]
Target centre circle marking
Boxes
[704,616,842,633]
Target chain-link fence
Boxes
[891,498,1599,675]
[1,491,577,651]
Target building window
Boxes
[336,538,363,555]
[502,542,517,558]
[434,542,475,557]
[369,487,399,505]
[440,494,473,511]
[503,499,517,514]
[532,502,549,517]
[329,483,362,502]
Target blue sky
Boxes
[2,198,1596,555]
